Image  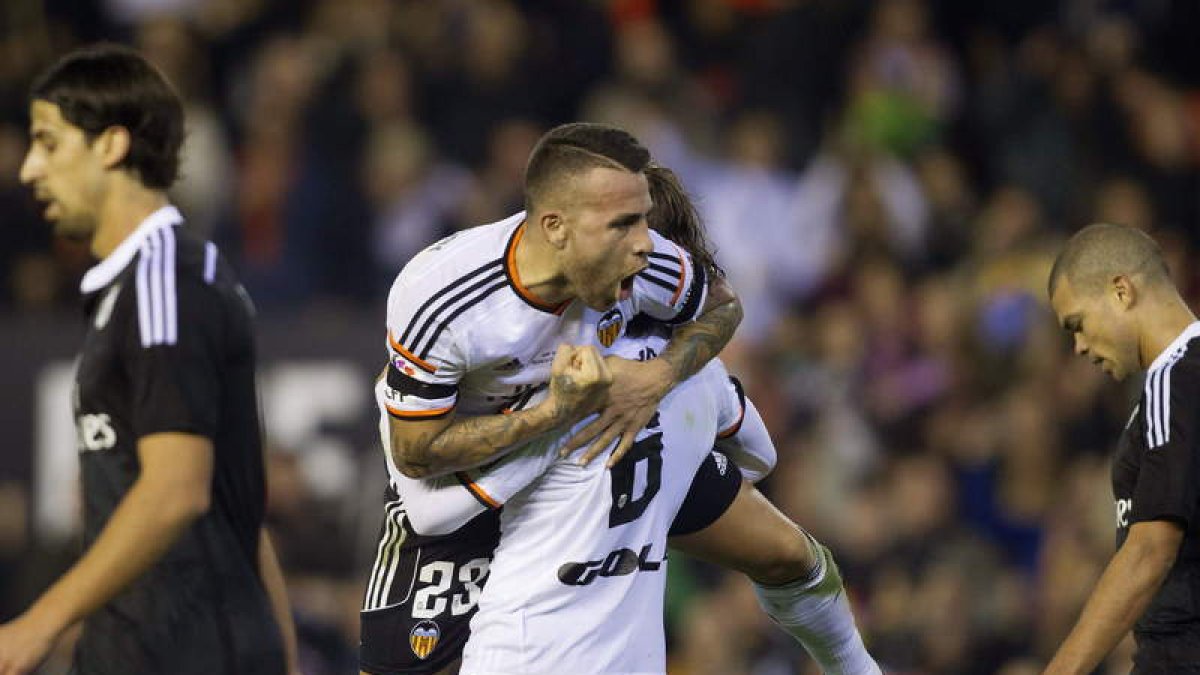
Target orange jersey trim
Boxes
[384,403,454,419]
[506,223,570,315]
[457,473,502,509]
[716,405,745,439]
[668,241,688,306]
[388,331,438,374]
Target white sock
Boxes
[753,534,881,675]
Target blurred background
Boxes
[1,0,1199,673]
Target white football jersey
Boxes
[457,361,740,675]
[381,212,707,421]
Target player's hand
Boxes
[562,356,672,467]
[0,615,58,675]
[547,344,613,423]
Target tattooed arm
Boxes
[569,278,743,466]
[658,277,742,385]
[390,344,612,478]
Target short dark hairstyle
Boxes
[31,43,184,190]
[1048,222,1171,298]
[645,164,724,279]
[524,122,651,212]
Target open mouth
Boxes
[619,275,635,301]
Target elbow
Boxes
[170,489,211,525]
[1127,522,1184,578]
[391,447,432,479]
[707,278,741,315]
[395,458,431,480]
[397,465,428,479]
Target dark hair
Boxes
[645,164,724,279]
[1048,222,1170,298]
[31,43,184,189]
[524,122,650,212]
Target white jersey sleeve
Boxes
[381,235,491,419]
[717,395,775,483]
[709,367,776,483]
[632,229,708,325]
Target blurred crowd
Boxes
[2,0,1200,673]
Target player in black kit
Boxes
[0,45,297,675]
[1047,223,1200,674]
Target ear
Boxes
[1110,274,1137,310]
[94,126,132,170]
[539,212,567,249]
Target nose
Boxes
[19,147,41,186]
[1073,333,1088,356]
[630,220,652,258]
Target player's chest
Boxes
[457,303,636,403]
[1112,401,1146,499]
[75,286,131,417]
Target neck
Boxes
[514,216,571,304]
[91,179,169,259]
[1139,292,1198,369]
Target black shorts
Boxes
[359,507,500,675]
[669,450,743,537]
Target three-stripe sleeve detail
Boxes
[1145,352,1185,449]
[135,227,179,347]
[640,252,684,293]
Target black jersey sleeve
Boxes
[120,267,224,440]
[1132,359,1200,528]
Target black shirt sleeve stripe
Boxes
[398,259,503,345]
[405,269,506,358]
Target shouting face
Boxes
[553,166,653,311]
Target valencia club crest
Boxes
[596,308,624,348]
[409,620,440,660]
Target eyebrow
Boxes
[607,213,643,230]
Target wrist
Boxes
[534,393,574,428]
[23,596,72,639]
[648,357,678,393]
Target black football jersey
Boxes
[71,206,284,675]
[1113,322,1200,662]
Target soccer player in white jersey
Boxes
[424,333,757,673]
[365,126,878,674]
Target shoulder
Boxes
[116,227,236,347]
[388,217,519,306]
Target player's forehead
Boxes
[570,166,651,213]
[29,100,66,130]
[1050,278,1090,327]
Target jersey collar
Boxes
[1149,320,1200,372]
[80,205,184,294]
[503,215,571,315]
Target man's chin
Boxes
[581,290,619,312]
[52,215,94,240]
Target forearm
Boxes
[258,530,299,673]
[659,293,742,386]
[393,403,565,479]
[1045,540,1174,674]
[23,479,203,636]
